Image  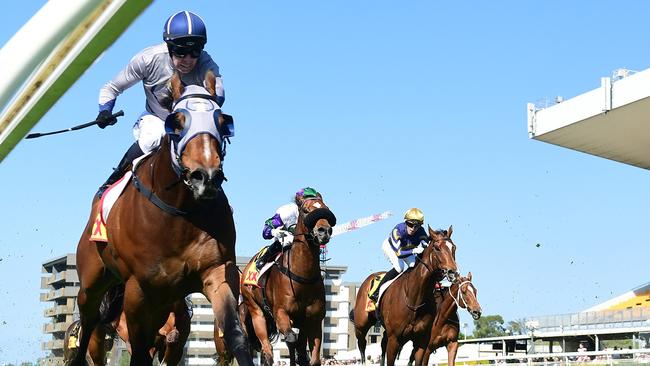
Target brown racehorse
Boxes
[63,298,190,365]
[239,194,337,366]
[69,71,253,366]
[407,272,482,366]
[350,227,458,366]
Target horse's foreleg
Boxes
[295,329,310,366]
[421,342,436,366]
[88,326,109,366]
[248,305,274,366]
[380,331,388,366]
[354,314,372,365]
[385,336,401,366]
[161,307,191,366]
[203,262,254,366]
[306,324,323,366]
[72,249,115,365]
[446,341,459,366]
[274,307,296,345]
[123,279,156,366]
[357,334,367,365]
[407,347,416,366]
[411,346,426,366]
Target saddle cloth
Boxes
[365,271,406,312]
[241,246,281,287]
[90,154,149,242]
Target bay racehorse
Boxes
[70,71,253,366]
[239,193,337,366]
[63,297,190,365]
[408,272,482,366]
[350,227,458,366]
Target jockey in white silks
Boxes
[95,11,225,197]
[255,187,321,270]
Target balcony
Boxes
[42,339,64,350]
[43,321,69,333]
[44,304,74,317]
[41,287,79,301]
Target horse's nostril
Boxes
[190,170,206,182]
[327,228,332,236]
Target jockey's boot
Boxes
[369,268,398,303]
[96,142,144,198]
[255,240,282,270]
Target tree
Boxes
[506,319,527,335]
[473,314,506,338]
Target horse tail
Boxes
[98,284,124,325]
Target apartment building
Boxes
[40,254,80,366]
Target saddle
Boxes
[365,271,406,312]
[90,153,151,242]
[242,246,281,287]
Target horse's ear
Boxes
[204,70,217,96]
[427,225,435,239]
[171,71,184,101]
[447,225,453,237]
[467,271,472,280]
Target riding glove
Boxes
[271,228,289,239]
[412,245,425,255]
[97,110,118,129]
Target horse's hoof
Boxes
[283,330,298,344]
[166,329,180,343]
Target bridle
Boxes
[451,280,472,309]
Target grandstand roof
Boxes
[527,68,650,170]
[584,282,650,312]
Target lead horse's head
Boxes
[165,71,231,200]
[296,193,337,246]
[420,225,458,283]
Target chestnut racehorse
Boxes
[69,71,252,366]
[407,272,482,366]
[351,227,458,366]
[240,194,337,366]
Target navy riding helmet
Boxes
[163,11,207,49]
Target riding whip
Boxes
[25,110,125,139]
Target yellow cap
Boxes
[404,208,424,224]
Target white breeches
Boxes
[132,112,166,154]
[381,238,415,272]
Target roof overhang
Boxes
[528,69,650,170]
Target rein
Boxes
[402,237,450,312]
[275,235,321,285]
[132,170,188,216]
[131,153,188,216]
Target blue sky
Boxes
[1,1,650,363]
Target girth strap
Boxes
[275,263,320,284]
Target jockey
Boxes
[96,10,225,196]
[369,208,429,303]
[255,187,320,270]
